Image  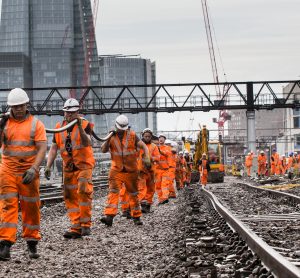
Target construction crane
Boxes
[201,0,229,139]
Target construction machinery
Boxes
[192,125,224,183]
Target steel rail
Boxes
[237,182,300,205]
[203,188,300,278]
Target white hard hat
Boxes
[7,88,29,106]
[202,153,207,157]
[260,150,264,154]
[282,154,285,157]
[184,150,189,154]
[115,115,129,130]
[142,128,152,135]
[248,152,251,156]
[179,151,183,155]
[171,142,178,147]
[158,134,166,139]
[63,98,80,112]
[165,139,172,145]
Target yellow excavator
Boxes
[192,125,224,183]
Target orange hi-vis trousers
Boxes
[175,169,183,189]
[200,169,208,186]
[104,170,141,218]
[120,183,130,212]
[138,170,156,205]
[0,167,41,243]
[63,168,93,234]
[167,167,176,198]
[155,168,170,203]
[258,164,266,176]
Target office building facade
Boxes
[99,56,157,134]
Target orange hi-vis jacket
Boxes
[199,159,208,173]
[2,114,45,172]
[258,154,267,166]
[55,119,95,170]
[157,145,171,170]
[138,142,160,172]
[109,129,138,172]
[168,151,177,168]
[287,156,293,169]
[271,153,279,166]
[245,155,253,167]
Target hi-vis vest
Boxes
[138,142,160,172]
[2,114,41,172]
[157,145,170,170]
[109,129,138,172]
[55,119,95,170]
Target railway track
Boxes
[205,179,300,277]
[39,175,108,203]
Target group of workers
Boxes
[0,88,206,261]
[244,148,300,178]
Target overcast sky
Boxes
[97,0,300,136]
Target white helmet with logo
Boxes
[7,88,29,106]
[115,115,129,130]
[63,98,80,112]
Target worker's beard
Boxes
[142,138,151,144]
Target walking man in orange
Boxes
[167,143,177,199]
[100,115,150,226]
[271,149,279,175]
[137,128,160,212]
[199,153,210,188]
[156,134,172,204]
[45,98,95,239]
[257,150,267,178]
[183,150,193,186]
[245,152,253,177]
[0,88,47,260]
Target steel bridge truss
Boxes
[0,80,299,115]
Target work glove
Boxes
[22,167,37,184]
[44,166,51,180]
[144,156,151,169]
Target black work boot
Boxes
[143,204,151,213]
[63,231,82,239]
[81,227,91,236]
[133,217,143,226]
[27,241,39,259]
[0,241,12,261]
[100,215,114,227]
[141,203,148,213]
[121,210,131,219]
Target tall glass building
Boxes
[0,0,102,130]
[99,56,157,134]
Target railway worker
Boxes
[166,141,177,199]
[175,151,184,190]
[183,150,193,186]
[245,152,253,177]
[137,128,160,212]
[271,149,280,175]
[287,153,293,172]
[257,150,267,178]
[100,115,150,226]
[156,134,172,205]
[0,88,47,260]
[199,153,210,188]
[45,98,95,239]
[279,155,287,175]
[293,152,300,177]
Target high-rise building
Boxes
[99,56,157,134]
[0,0,101,130]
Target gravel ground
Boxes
[210,177,300,255]
[0,189,187,278]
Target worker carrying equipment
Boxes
[100,115,150,226]
[45,98,95,239]
[0,88,47,260]
[156,135,172,205]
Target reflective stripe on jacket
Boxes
[110,129,138,172]
[2,114,42,172]
[55,119,95,170]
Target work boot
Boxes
[63,231,82,239]
[121,210,131,219]
[81,227,91,236]
[100,215,114,227]
[27,241,39,259]
[143,204,151,213]
[0,241,12,261]
[158,199,169,205]
[133,217,143,226]
[141,203,147,213]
